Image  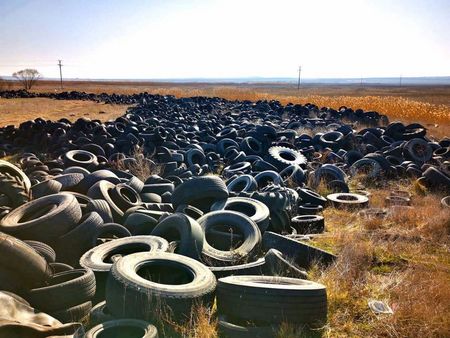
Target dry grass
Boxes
[309,183,450,338]
[0,97,127,126]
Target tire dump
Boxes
[0,91,449,337]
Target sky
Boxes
[0,0,449,79]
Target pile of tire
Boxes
[0,93,448,336]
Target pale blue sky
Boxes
[1,0,449,79]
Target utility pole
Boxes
[399,74,402,87]
[297,66,302,90]
[57,60,63,90]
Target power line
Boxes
[57,60,63,89]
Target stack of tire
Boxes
[0,232,95,323]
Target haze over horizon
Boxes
[1,0,449,80]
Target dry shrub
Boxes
[114,148,161,181]
[170,304,217,338]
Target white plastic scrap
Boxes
[368,300,393,315]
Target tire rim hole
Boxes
[137,261,195,285]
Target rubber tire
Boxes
[80,235,169,274]
[262,231,336,269]
[327,193,369,209]
[263,248,308,279]
[105,252,216,322]
[211,197,270,233]
[49,300,92,323]
[85,319,158,338]
[86,199,114,223]
[217,275,327,325]
[27,268,96,312]
[0,172,30,208]
[151,213,204,260]
[124,212,159,235]
[88,301,116,327]
[24,240,56,263]
[0,233,51,288]
[171,176,228,212]
[291,215,325,234]
[218,315,276,338]
[54,212,104,266]
[198,210,262,266]
[0,193,82,243]
[209,257,265,279]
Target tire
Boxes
[77,170,121,194]
[85,319,158,338]
[89,301,115,327]
[254,171,283,188]
[24,240,56,263]
[209,257,265,279]
[263,248,308,279]
[0,265,28,295]
[50,262,74,273]
[63,166,91,176]
[63,191,93,207]
[31,179,63,199]
[313,164,346,185]
[211,197,270,233]
[54,212,104,266]
[151,213,204,260]
[27,268,96,312]
[297,188,327,206]
[124,212,159,235]
[198,210,261,265]
[0,159,32,193]
[423,167,450,191]
[0,193,82,243]
[262,231,336,269]
[297,203,323,215]
[217,275,327,325]
[291,215,325,234]
[80,236,169,274]
[327,193,369,209]
[171,176,228,212]
[109,183,142,211]
[326,180,349,193]
[0,233,51,288]
[403,138,432,163]
[280,164,306,186]
[86,199,114,223]
[141,192,163,203]
[0,172,30,208]
[142,183,175,195]
[218,315,276,338]
[350,158,382,178]
[49,300,92,323]
[126,176,145,193]
[267,146,307,171]
[96,223,132,240]
[441,196,450,208]
[64,149,98,168]
[87,180,126,223]
[105,252,216,322]
[175,204,204,220]
[53,173,84,191]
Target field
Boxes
[1,80,449,337]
